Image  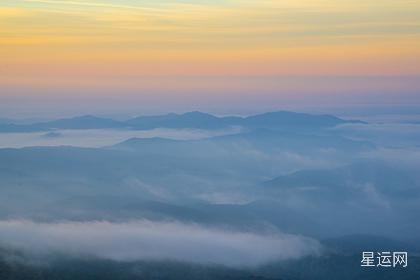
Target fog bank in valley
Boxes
[0,220,321,267]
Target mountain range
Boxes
[0,111,364,132]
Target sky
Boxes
[1,0,420,118]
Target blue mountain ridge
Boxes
[0,111,365,132]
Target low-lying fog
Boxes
[0,127,242,148]
[0,112,419,279]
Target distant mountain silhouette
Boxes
[111,128,374,155]
[126,111,233,129]
[0,115,124,132]
[0,118,15,125]
[35,115,125,129]
[0,111,365,132]
[263,161,417,198]
[244,111,361,128]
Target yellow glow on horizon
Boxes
[1,0,420,92]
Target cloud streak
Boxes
[23,0,166,13]
[0,220,321,267]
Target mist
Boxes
[0,127,241,149]
[0,111,419,279]
[0,220,321,267]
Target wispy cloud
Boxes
[0,220,322,267]
[1,0,419,103]
[23,0,166,13]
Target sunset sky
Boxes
[1,0,420,117]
